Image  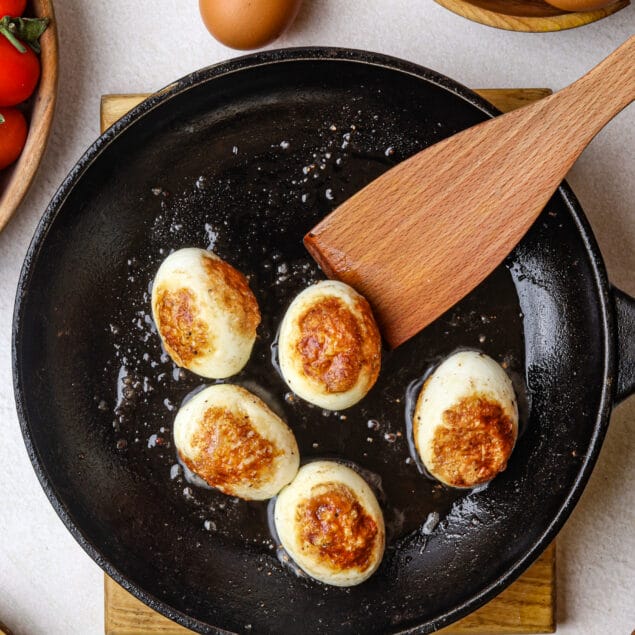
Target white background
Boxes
[0,1,633,633]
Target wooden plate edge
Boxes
[0,0,59,233]
[433,0,630,31]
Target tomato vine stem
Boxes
[0,16,49,53]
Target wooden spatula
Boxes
[304,36,634,349]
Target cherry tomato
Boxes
[0,107,27,169]
[0,34,40,106]
[0,0,26,17]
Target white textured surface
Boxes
[0,1,633,633]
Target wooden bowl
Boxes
[434,0,630,31]
[0,0,58,233]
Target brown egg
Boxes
[544,0,615,10]
[199,0,303,50]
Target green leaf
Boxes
[0,114,5,124]
[0,16,49,53]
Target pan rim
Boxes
[12,46,615,634]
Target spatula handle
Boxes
[539,35,634,157]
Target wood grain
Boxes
[440,544,556,633]
[100,94,155,133]
[0,0,58,233]
[433,0,629,31]
[101,87,556,635]
[305,37,635,348]
[105,577,192,635]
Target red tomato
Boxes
[0,0,26,17]
[0,108,27,169]
[0,34,40,106]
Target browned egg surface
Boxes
[201,255,261,337]
[295,482,379,572]
[180,406,282,493]
[430,395,516,488]
[155,287,211,365]
[296,296,381,393]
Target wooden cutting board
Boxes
[101,88,556,635]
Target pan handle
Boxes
[613,286,635,404]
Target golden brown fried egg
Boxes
[414,351,518,488]
[174,384,299,500]
[274,460,385,586]
[278,280,381,410]
[151,248,260,379]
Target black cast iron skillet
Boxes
[13,48,635,634]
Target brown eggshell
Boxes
[543,0,616,10]
[199,0,303,50]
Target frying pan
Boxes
[12,48,635,634]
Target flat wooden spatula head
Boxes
[304,37,635,349]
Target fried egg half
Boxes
[278,280,381,410]
[274,461,385,586]
[174,384,299,500]
[151,248,260,379]
[414,351,519,488]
